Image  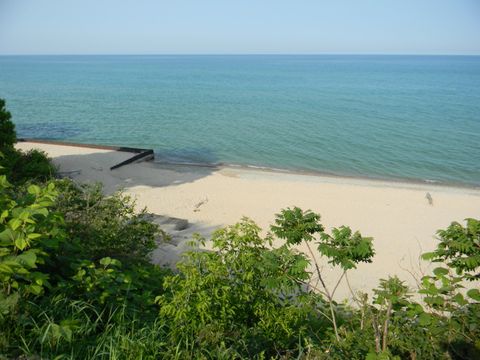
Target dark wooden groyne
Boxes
[18,138,154,170]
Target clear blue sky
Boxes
[1,0,479,55]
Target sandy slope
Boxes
[17,142,480,299]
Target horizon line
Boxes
[1,52,480,57]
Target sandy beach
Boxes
[17,141,480,300]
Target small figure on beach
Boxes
[425,192,433,206]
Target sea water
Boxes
[0,55,479,186]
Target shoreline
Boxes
[152,160,480,193]
[18,138,480,191]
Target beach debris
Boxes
[56,169,82,178]
[171,218,189,231]
[142,213,190,232]
[425,192,433,206]
[193,197,209,212]
[91,165,103,171]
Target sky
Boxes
[0,0,479,55]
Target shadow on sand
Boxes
[48,148,224,268]
[50,148,219,191]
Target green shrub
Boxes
[271,207,374,342]
[418,218,480,358]
[333,218,480,359]
[6,148,56,185]
[0,176,65,323]
[62,256,168,313]
[0,98,16,151]
[0,99,56,185]
[157,218,324,358]
[54,179,165,262]
[0,177,169,358]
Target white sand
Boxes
[17,142,480,299]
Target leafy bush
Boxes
[423,218,480,281]
[333,218,480,360]
[0,99,56,184]
[0,177,169,358]
[271,207,374,342]
[417,219,480,359]
[157,218,323,358]
[54,179,166,262]
[63,256,168,313]
[0,176,64,322]
[0,98,16,150]
[5,148,56,184]
[156,208,375,358]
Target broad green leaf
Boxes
[0,175,11,188]
[0,229,14,245]
[421,252,436,261]
[28,284,42,295]
[452,292,468,306]
[433,267,449,277]
[17,250,37,268]
[8,218,22,231]
[467,288,480,301]
[27,185,41,195]
[0,210,8,222]
[27,233,42,240]
[418,312,432,326]
[14,236,28,250]
[33,208,48,217]
[18,211,30,221]
[100,257,112,266]
[0,263,16,275]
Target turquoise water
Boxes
[1,55,479,186]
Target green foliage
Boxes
[271,207,324,245]
[8,149,56,184]
[0,99,56,185]
[271,207,374,271]
[0,177,170,358]
[370,277,411,354]
[54,179,165,262]
[5,294,168,359]
[416,218,480,359]
[373,276,410,307]
[318,226,375,270]
[64,256,167,311]
[0,176,64,321]
[157,219,322,358]
[0,98,16,150]
[1,148,56,185]
[419,219,479,312]
[423,218,480,280]
[272,207,374,342]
